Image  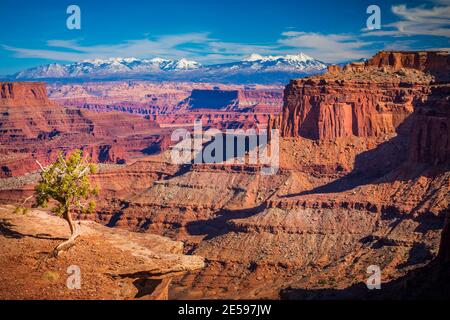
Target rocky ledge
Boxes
[0,205,204,299]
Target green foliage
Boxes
[34,150,99,216]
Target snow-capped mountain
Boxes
[159,58,202,71]
[10,52,328,84]
[245,52,313,62]
[14,57,202,79]
[190,52,327,83]
[209,52,327,74]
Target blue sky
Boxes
[0,0,449,75]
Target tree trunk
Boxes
[52,209,80,257]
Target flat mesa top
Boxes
[295,66,435,85]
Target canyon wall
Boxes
[0,82,168,177]
[272,59,438,140]
[409,84,450,165]
[271,52,449,153]
[49,81,283,116]
[180,88,283,113]
[0,82,53,107]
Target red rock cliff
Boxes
[272,70,431,140]
[409,84,450,165]
[367,51,450,81]
[0,82,54,107]
[0,82,167,177]
[272,51,448,144]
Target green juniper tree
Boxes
[33,150,99,257]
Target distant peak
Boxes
[175,58,202,68]
[149,57,169,63]
[245,53,266,62]
[80,57,131,64]
[243,52,316,62]
[284,52,314,62]
[76,57,201,69]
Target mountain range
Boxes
[8,53,328,84]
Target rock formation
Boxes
[0,51,449,300]
[0,82,169,177]
[0,82,53,107]
[49,81,282,131]
[185,89,240,110]
[48,81,283,116]
[0,205,204,299]
[367,51,450,81]
[409,84,450,165]
[271,60,437,140]
[178,88,283,113]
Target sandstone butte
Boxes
[0,50,449,299]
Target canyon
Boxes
[47,81,283,115]
[0,81,173,178]
[0,80,282,178]
[48,81,282,129]
[0,50,449,299]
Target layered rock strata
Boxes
[1,51,449,299]
[0,82,168,177]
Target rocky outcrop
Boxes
[0,206,204,299]
[273,76,428,140]
[335,51,450,82]
[366,51,450,81]
[0,82,53,107]
[185,89,239,110]
[326,65,341,74]
[179,88,283,113]
[272,51,448,146]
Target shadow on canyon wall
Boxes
[192,133,267,164]
[283,84,449,198]
[185,204,266,242]
[280,259,450,300]
[283,117,416,197]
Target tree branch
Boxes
[77,166,90,178]
[21,195,34,207]
[35,160,47,172]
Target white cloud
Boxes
[3,33,219,63]
[3,32,279,65]
[3,32,350,65]
[2,2,449,68]
[278,32,373,62]
[364,2,450,37]
[0,32,379,65]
